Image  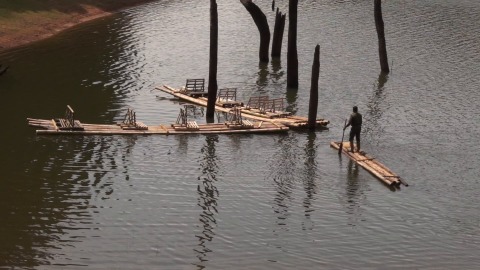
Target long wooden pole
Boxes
[207,0,219,120]
[308,45,320,130]
[287,0,299,88]
[338,119,347,154]
[374,0,390,73]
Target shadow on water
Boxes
[301,132,319,230]
[285,87,298,115]
[344,160,367,227]
[267,133,298,233]
[256,62,269,90]
[0,135,135,268]
[193,135,220,268]
[270,57,285,83]
[0,14,144,266]
[363,72,389,145]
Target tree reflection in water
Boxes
[0,135,135,267]
[364,72,389,145]
[268,133,297,233]
[344,160,368,227]
[301,132,319,231]
[193,135,220,266]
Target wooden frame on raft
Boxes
[331,141,408,188]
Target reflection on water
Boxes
[344,160,365,227]
[256,62,269,89]
[270,58,285,84]
[284,88,298,115]
[1,0,480,268]
[269,134,298,231]
[194,136,220,266]
[0,135,137,267]
[363,72,389,145]
[301,132,318,230]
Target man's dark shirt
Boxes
[349,112,362,128]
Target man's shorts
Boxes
[349,126,361,142]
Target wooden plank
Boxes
[159,125,169,134]
[330,141,404,187]
[31,117,288,135]
[156,85,329,130]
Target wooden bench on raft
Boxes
[171,107,200,130]
[54,105,84,130]
[119,108,148,130]
[179,78,208,98]
[225,107,254,129]
[246,95,269,111]
[263,98,291,117]
[216,88,243,108]
[245,96,291,118]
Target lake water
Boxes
[1,0,479,269]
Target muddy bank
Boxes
[0,0,157,52]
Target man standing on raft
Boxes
[344,106,363,153]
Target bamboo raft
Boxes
[27,106,289,135]
[155,84,330,130]
[330,141,408,187]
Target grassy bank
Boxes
[0,0,156,51]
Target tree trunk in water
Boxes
[206,0,218,121]
[271,8,286,58]
[287,0,298,88]
[374,0,389,73]
[308,45,320,130]
[240,0,271,63]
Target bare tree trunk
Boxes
[308,45,320,130]
[206,0,218,120]
[240,0,271,63]
[271,8,286,58]
[374,0,389,73]
[287,0,298,88]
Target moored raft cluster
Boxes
[156,81,330,130]
[27,105,289,135]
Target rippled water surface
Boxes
[1,0,479,269]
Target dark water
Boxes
[1,0,479,269]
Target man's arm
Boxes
[343,115,352,130]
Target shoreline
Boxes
[0,0,156,53]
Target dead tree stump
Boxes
[374,0,390,73]
[308,45,320,130]
[271,8,286,58]
[240,0,271,63]
[207,0,219,120]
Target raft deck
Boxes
[330,141,408,187]
[27,118,289,135]
[156,85,330,130]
